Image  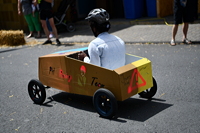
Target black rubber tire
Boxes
[66,23,75,32]
[28,79,46,104]
[138,77,157,99]
[93,88,117,119]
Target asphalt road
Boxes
[0,43,200,133]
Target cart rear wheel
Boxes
[66,23,75,32]
[93,88,117,119]
[28,79,46,104]
[138,77,157,99]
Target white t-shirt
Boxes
[84,32,125,70]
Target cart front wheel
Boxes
[28,79,46,104]
[93,88,117,119]
[138,77,157,99]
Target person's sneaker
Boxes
[56,39,61,45]
[43,39,52,45]
[49,34,53,38]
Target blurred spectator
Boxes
[18,0,41,38]
[170,0,198,46]
[39,0,61,45]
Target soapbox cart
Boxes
[28,47,157,119]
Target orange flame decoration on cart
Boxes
[78,65,87,86]
[59,69,72,82]
[128,69,146,94]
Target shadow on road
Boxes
[116,98,172,122]
[44,92,173,122]
[191,41,200,44]
[0,46,30,53]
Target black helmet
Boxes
[85,8,110,24]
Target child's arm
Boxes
[18,0,22,15]
[32,0,38,6]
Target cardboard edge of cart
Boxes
[39,48,153,101]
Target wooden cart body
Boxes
[39,47,153,101]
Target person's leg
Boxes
[41,19,52,44]
[172,24,178,41]
[31,11,41,37]
[171,0,183,46]
[41,19,50,40]
[48,17,58,39]
[48,17,61,45]
[181,1,193,44]
[182,22,188,39]
[171,24,179,45]
[39,10,52,44]
[24,14,34,38]
[182,22,192,44]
